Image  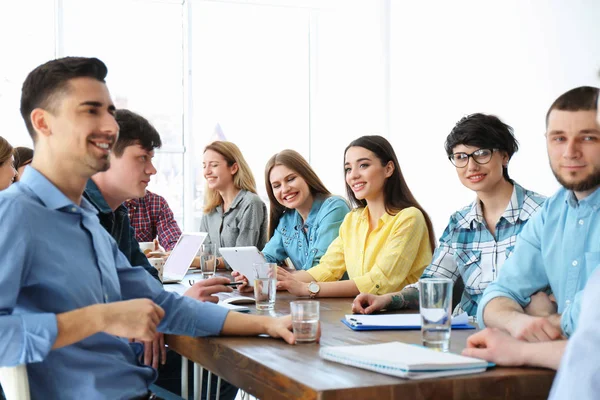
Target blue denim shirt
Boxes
[83,179,159,281]
[0,168,229,399]
[478,186,600,336]
[262,196,350,270]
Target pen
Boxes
[224,281,244,287]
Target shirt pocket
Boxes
[454,249,484,295]
[223,223,240,246]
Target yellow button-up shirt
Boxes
[307,206,432,294]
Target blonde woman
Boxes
[200,141,267,269]
[0,136,16,190]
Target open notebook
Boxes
[319,342,491,380]
[342,312,474,331]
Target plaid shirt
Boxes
[125,190,182,251]
[408,182,546,316]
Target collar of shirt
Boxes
[19,167,97,215]
[564,186,600,210]
[459,181,530,229]
[356,205,394,225]
[216,189,247,215]
[293,196,327,229]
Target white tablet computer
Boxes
[219,246,267,287]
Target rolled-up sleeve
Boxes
[0,199,58,366]
[352,209,429,294]
[476,210,547,327]
[262,228,287,265]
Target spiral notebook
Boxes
[319,342,491,380]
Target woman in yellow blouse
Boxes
[278,135,436,297]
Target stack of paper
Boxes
[319,342,490,380]
[342,312,474,330]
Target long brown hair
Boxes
[344,135,436,252]
[203,141,258,213]
[0,136,13,167]
[264,150,331,239]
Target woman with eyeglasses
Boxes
[276,135,435,298]
[0,136,17,190]
[353,113,546,317]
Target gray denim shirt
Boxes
[199,190,268,262]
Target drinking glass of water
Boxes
[290,301,319,343]
[200,244,217,279]
[253,263,277,311]
[419,278,453,352]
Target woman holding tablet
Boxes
[233,149,350,288]
[200,141,268,269]
[277,135,435,297]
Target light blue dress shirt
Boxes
[0,168,229,400]
[549,267,600,399]
[262,196,350,270]
[477,186,600,336]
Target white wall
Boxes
[389,0,600,236]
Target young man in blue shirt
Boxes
[0,56,307,400]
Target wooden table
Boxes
[166,293,555,400]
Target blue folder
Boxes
[341,313,475,331]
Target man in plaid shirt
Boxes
[126,190,182,251]
[353,113,546,318]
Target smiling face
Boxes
[451,144,508,193]
[203,149,237,191]
[0,156,16,190]
[344,146,393,203]
[36,77,119,177]
[269,164,312,211]
[547,109,600,198]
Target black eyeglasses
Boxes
[448,148,497,168]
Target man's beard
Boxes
[552,163,600,192]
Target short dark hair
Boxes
[444,113,518,181]
[13,147,34,170]
[20,57,108,141]
[344,135,436,252]
[112,109,162,157]
[545,86,599,125]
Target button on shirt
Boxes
[262,196,350,270]
[405,182,545,316]
[0,168,229,400]
[200,190,268,259]
[307,206,433,294]
[549,267,600,399]
[477,186,600,336]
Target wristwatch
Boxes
[308,281,320,299]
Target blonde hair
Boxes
[0,136,13,167]
[264,150,331,238]
[203,141,257,213]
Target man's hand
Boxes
[509,313,563,342]
[101,299,164,341]
[263,315,321,344]
[525,291,557,317]
[132,332,167,369]
[277,279,309,297]
[183,276,233,302]
[352,293,390,314]
[232,271,255,293]
[462,328,526,366]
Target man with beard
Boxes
[476,86,600,341]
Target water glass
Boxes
[419,278,453,352]
[290,301,319,343]
[200,244,217,278]
[253,263,277,311]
